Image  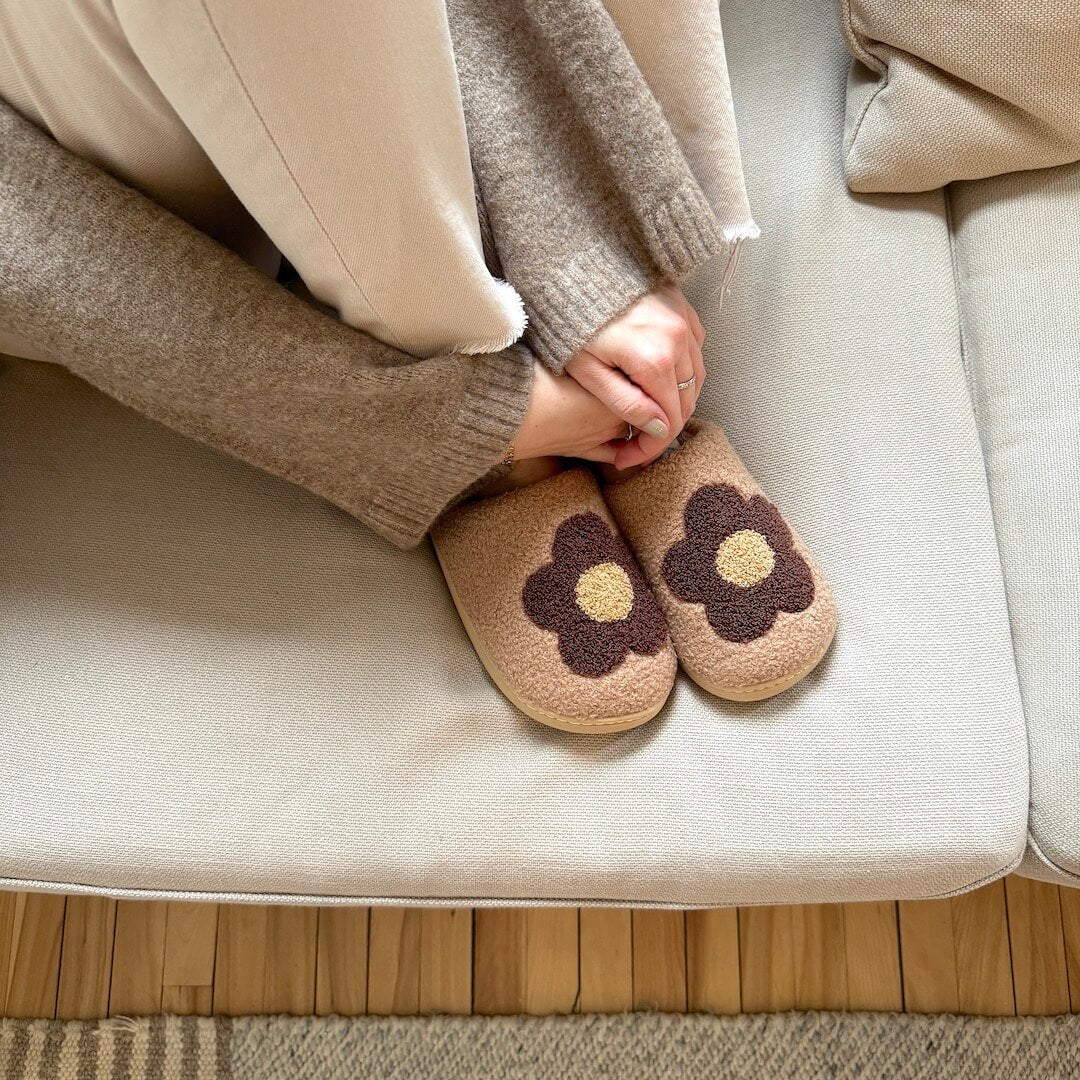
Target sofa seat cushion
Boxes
[0,0,1028,906]
[949,162,1080,887]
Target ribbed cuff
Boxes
[523,179,728,372]
[363,344,535,548]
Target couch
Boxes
[1,0,1077,906]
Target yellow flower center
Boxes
[574,561,634,622]
[714,530,775,588]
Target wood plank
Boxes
[165,986,215,1018]
[951,883,1014,1016]
[3,894,66,1019]
[315,908,368,1017]
[56,897,116,1020]
[842,902,902,1011]
[367,907,420,1016]
[213,905,269,1016]
[12,882,1080,1020]
[0,891,17,1016]
[791,904,848,1010]
[1005,877,1070,1015]
[580,909,633,1013]
[419,908,472,1015]
[473,909,525,1015]
[898,899,959,1013]
[524,909,578,1015]
[1059,886,1080,1013]
[686,908,740,1014]
[263,906,318,1015]
[739,906,795,1012]
[162,903,218,1016]
[632,910,686,1011]
[108,901,168,1017]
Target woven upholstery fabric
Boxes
[840,0,1080,192]
[948,163,1080,888]
[0,0,1028,906]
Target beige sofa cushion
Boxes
[840,0,1080,192]
[948,160,1080,889]
[0,0,1029,907]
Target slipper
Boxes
[431,469,677,733]
[602,421,837,701]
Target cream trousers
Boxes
[0,0,753,360]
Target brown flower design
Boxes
[662,484,814,643]
[523,512,666,677]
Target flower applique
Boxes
[662,484,814,643]
[523,512,666,677]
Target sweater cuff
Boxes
[522,179,728,372]
[362,344,534,548]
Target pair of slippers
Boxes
[431,422,836,733]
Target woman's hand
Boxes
[513,363,630,464]
[564,282,705,470]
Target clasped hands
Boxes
[513,281,705,471]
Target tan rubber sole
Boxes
[679,629,836,702]
[433,542,669,734]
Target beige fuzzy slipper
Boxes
[602,422,837,701]
[431,469,677,733]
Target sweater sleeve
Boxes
[0,100,533,549]
[447,0,728,373]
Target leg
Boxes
[112,0,526,357]
[0,0,525,358]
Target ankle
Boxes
[476,456,562,498]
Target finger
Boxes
[678,295,706,407]
[685,298,705,348]
[690,333,706,407]
[575,441,621,464]
[624,340,683,459]
[673,333,698,425]
[679,332,705,417]
[572,353,672,438]
[611,434,664,471]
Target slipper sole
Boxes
[679,624,836,702]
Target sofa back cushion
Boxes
[840,0,1080,192]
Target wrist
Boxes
[511,363,559,459]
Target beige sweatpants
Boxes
[0,0,753,360]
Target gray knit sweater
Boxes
[0,0,726,547]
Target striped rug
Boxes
[2,1011,1078,1079]
[1,1016,223,1080]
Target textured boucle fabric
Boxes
[521,510,667,677]
[0,99,530,549]
[840,0,1080,192]
[4,1013,1080,1080]
[432,469,676,725]
[447,0,727,371]
[604,422,836,692]
[662,485,815,643]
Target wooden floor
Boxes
[2,876,1078,1020]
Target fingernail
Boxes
[644,419,668,439]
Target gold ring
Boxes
[677,376,696,391]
